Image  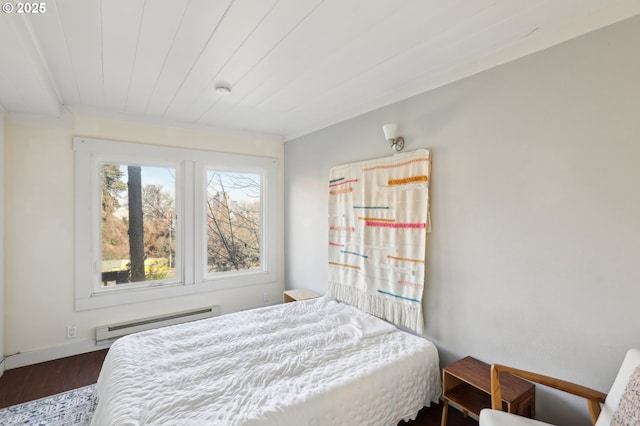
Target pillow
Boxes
[611,365,640,426]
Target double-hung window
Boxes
[74,137,278,310]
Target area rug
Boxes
[0,384,97,425]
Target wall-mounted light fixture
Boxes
[382,124,404,151]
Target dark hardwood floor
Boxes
[0,350,477,426]
[0,349,108,408]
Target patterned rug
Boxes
[0,384,97,425]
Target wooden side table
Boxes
[283,288,320,303]
[441,356,535,426]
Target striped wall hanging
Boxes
[327,149,432,333]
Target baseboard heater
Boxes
[96,305,221,345]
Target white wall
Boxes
[0,111,5,377]
[285,15,640,426]
[3,114,284,368]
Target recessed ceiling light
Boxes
[214,82,232,96]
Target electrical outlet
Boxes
[66,325,77,339]
[263,292,270,303]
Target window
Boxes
[100,164,178,287]
[74,137,278,310]
[205,170,262,276]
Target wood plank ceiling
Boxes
[1,0,639,140]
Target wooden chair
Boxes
[479,349,640,426]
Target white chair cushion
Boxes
[595,349,640,426]
[479,409,553,426]
[609,365,640,426]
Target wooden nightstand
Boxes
[441,356,535,425]
[283,289,320,303]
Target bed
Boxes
[91,297,441,426]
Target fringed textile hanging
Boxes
[327,150,431,333]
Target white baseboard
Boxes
[4,339,111,370]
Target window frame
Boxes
[93,157,185,293]
[74,137,278,311]
[198,164,269,284]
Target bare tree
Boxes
[206,172,260,272]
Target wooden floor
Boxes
[0,349,108,408]
[0,350,477,426]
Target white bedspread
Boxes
[92,297,441,426]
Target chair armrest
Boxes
[490,364,607,425]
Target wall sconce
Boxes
[382,124,404,151]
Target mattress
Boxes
[91,297,441,426]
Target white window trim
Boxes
[74,137,278,311]
[90,155,186,294]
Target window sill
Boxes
[75,271,277,311]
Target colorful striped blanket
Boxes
[327,150,432,333]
